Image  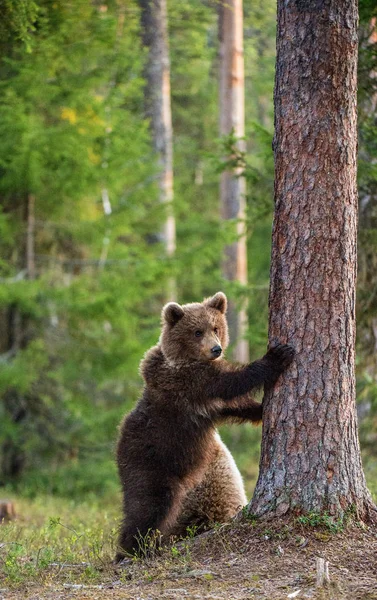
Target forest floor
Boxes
[1,500,377,600]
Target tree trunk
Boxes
[26,193,35,280]
[357,17,377,371]
[0,195,34,480]
[0,500,16,523]
[358,16,377,231]
[219,0,249,362]
[140,0,176,299]
[249,0,376,521]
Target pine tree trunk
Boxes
[219,0,249,362]
[249,0,376,521]
[140,0,176,298]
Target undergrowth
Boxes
[295,506,358,533]
[0,495,119,587]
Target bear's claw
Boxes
[265,343,295,369]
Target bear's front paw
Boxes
[265,343,295,371]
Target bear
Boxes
[115,292,294,561]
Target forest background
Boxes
[1,0,377,508]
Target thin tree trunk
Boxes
[0,500,16,522]
[219,0,248,362]
[249,0,376,521]
[0,194,35,479]
[26,193,35,280]
[359,17,377,229]
[358,18,377,371]
[140,0,176,299]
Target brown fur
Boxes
[116,292,294,560]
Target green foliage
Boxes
[296,507,358,534]
[169,0,275,309]
[10,457,119,500]
[0,0,38,51]
[0,0,167,484]
[211,127,274,221]
[296,512,340,532]
[359,0,377,22]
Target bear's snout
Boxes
[211,344,222,358]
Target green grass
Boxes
[0,494,121,587]
[1,449,376,589]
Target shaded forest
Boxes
[0,0,376,508]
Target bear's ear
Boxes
[162,302,184,326]
[205,291,227,314]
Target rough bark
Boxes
[140,0,176,296]
[249,0,376,521]
[219,0,248,362]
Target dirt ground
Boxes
[1,519,377,600]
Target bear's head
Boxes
[160,292,229,364]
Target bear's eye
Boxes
[195,330,203,338]
[214,327,219,335]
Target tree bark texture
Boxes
[219,0,249,362]
[140,0,176,268]
[250,0,376,521]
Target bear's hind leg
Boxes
[174,433,246,537]
[116,480,187,561]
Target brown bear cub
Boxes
[116,292,294,560]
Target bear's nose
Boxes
[211,344,222,357]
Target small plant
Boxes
[4,546,25,584]
[296,512,344,533]
[185,524,199,539]
[241,506,257,523]
[81,565,101,582]
[263,528,273,539]
[133,528,162,561]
